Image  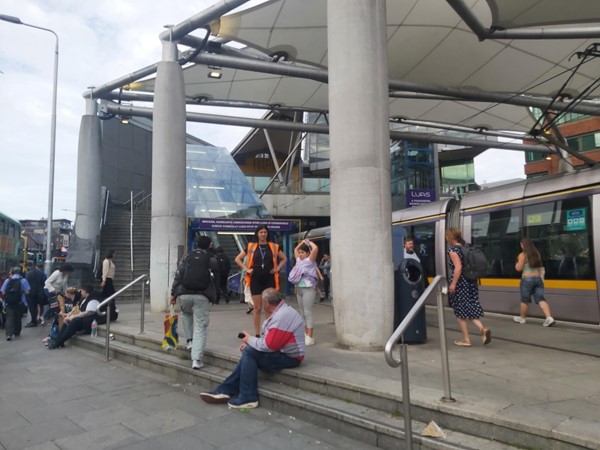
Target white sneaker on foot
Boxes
[186,340,192,351]
[543,317,555,327]
[305,334,315,346]
[192,360,204,370]
[513,316,526,324]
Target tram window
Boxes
[524,196,593,280]
[471,208,521,278]
[392,223,435,278]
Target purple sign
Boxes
[407,189,435,207]
[191,218,295,232]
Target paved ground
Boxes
[111,296,600,448]
[0,317,378,450]
[3,295,600,449]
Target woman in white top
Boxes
[100,249,118,320]
[42,264,74,325]
[292,239,320,346]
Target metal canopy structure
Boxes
[120,0,600,144]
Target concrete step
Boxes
[74,331,519,450]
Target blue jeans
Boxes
[520,276,545,304]
[179,294,210,362]
[217,346,301,402]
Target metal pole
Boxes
[436,285,454,402]
[140,280,146,334]
[0,14,58,275]
[400,344,413,450]
[104,307,112,361]
[0,16,60,275]
[130,190,134,301]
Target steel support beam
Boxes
[102,103,554,154]
[193,52,600,116]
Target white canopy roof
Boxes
[134,0,600,134]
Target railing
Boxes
[96,274,148,361]
[384,275,454,450]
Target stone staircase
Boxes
[99,205,150,300]
[73,327,583,450]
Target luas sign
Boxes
[407,189,435,207]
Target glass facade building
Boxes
[185,144,270,219]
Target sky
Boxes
[0,0,525,223]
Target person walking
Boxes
[290,239,319,345]
[200,288,305,409]
[100,249,118,321]
[318,253,331,302]
[170,235,220,370]
[445,228,491,347]
[215,247,232,303]
[1,267,31,341]
[235,225,287,337]
[24,261,45,327]
[513,238,555,327]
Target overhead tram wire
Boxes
[530,43,600,135]
[427,53,600,142]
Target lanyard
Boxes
[259,245,267,269]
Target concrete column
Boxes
[327,0,393,349]
[74,98,102,242]
[150,37,187,312]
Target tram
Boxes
[301,165,600,324]
[0,211,22,274]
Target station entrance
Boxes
[186,218,300,295]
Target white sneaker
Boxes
[513,316,526,324]
[543,317,555,327]
[192,360,204,370]
[305,334,315,346]
[186,340,192,351]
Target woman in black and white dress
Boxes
[445,228,491,347]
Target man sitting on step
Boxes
[200,288,305,409]
[48,286,100,350]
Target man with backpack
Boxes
[25,262,46,327]
[1,266,31,341]
[215,247,231,304]
[169,235,220,370]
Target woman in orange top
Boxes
[235,225,287,337]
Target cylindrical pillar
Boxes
[327,0,393,349]
[74,98,102,241]
[150,38,187,312]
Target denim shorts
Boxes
[520,276,545,304]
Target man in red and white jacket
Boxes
[200,288,305,409]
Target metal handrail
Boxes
[135,192,152,210]
[123,189,145,206]
[384,275,453,450]
[96,274,148,361]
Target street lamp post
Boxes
[0,14,59,275]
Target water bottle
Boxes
[91,319,98,338]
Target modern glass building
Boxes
[185,144,269,219]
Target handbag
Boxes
[288,264,303,285]
[161,305,179,351]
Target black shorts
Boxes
[249,276,276,296]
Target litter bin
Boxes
[394,258,427,343]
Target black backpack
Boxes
[4,278,23,306]
[217,253,231,273]
[461,244,487,280]
[180,250,212,291]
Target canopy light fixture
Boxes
[207,65,222,79]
